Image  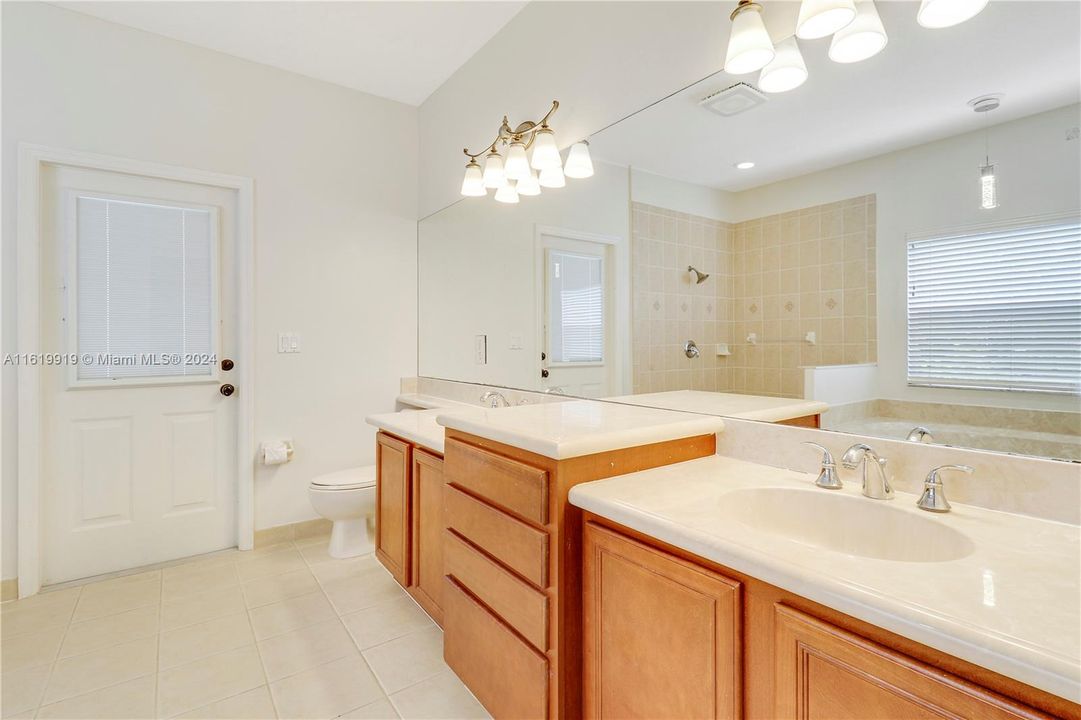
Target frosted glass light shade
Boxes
[539,165,566,188]
[504,141,530,181]
[482,151,505,189]
[980,163,997,209]
[917,0,989,28]
[829,0,887,63]
[517,170,542,196]
[796,0,856,39]
[724,3,775,75]
[494,181,520,204]
[564,141,594,179]
[530,128,562,170]
[460,160,486,197]
[758,37,808,93]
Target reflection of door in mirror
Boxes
[539,230,617,398]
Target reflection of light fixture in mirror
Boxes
[539,165,566,188]
[688,266,711,284]
[494,181,519,204]
[917,0,988,28]
[517,170,542,197]
[564,141,594,179]
[796,0,856,39]
[460,159,486,197]
[758,37,808,93]
[970,95,1001,210]
[462,101,577,201]
[734,161,756,170]
[724,0,775,75]
[829,0,887,63]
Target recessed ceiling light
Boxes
[735,161,756,170]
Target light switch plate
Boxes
[509,333,523,350]
[474,334,487,365]
[278,332,300,353]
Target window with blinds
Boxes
[74,195,217,382]
[906,217,1081,394]
[547,250,605,364]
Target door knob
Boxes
[219,384,235,397]
[221,358,234,371]
[541,369,549,378]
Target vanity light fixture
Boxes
[758,36,808,93]
[735,161,756,169]
[796,0,857,40]
[829,0,888,63]
[462,101,590,200]
[916,0,989,28]
[970,95,1001,210]
[724,0,776,75]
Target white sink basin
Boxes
[718,487,975,563]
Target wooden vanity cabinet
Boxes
[374,431,445,624]
[582,516,1080,720]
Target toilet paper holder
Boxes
[261,440,295,465]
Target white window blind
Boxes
[907,218,1081,394]
[548,251,604,364]
[75,195,215,381]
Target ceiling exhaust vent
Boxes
[698,82,767,117]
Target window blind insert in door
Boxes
[548,251,604,364]
[906,218,1081,394]
[76,196,215,381]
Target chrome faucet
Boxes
[917,464,973,513]
[480,390,510,408]
[841,443,894,500]
[802,442,843,490]
[906,426,935,443]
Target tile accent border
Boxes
[1,577,17,601]
[254,519,332,549]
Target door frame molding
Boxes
[16,143,256,597]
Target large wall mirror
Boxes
[418,0,1081,462]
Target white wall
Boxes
[1,3,419,580]
[418,160,630,392]
[733,103,1081,412]
[631,169,737,221]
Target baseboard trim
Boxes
[253,518,332,548]
[1,578,19,602]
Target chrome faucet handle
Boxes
[906,426,935,443]
[802,441,843,490]
[480,390,509,408]
[841,443,894,500]
[917,464,973,513]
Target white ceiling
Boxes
[53,1,526,106]
[589,1,1081,192]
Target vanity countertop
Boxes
[602,389,829,423]
[395,393,476,411]
[367,406,482,454]
[568,455,1081,703]
[435,400,725,460]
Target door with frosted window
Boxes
[40,164,238,584]
[541,233,615,397]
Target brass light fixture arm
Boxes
[463,100,559,159]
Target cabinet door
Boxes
[773,605,1053,720]
[410,449,444,624]
[376,432,411,586]
[583,522,742,720]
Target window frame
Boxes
[64,189,223,389]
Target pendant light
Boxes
[530,127,562,170]
[539,165,566,188]
[460,159,486,197]
[796,0,856,39]
[482,150,505,189]
[758,37,808,93]
[494,181,520,204]
[504,140,531,181]
[916,0,989,28]
[517,170,542,196]
[724,0,776,75]
[564,141,594,179]
[829,0,887,63]
[971,95,1000,210]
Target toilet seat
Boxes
[310,466,376,491]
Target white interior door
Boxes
[40,164,238,585]
[540,231,617,397]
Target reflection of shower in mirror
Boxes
[687,266,710,284]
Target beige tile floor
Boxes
[0,535,491,719]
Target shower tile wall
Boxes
[632,195,877,397]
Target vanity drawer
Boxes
[444,529,549,652]
[445,438,549,525]
[444,577,548,720]
[445,485,549,589]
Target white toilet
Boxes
[308,466,377,558]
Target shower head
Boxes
[688,266,710,284]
